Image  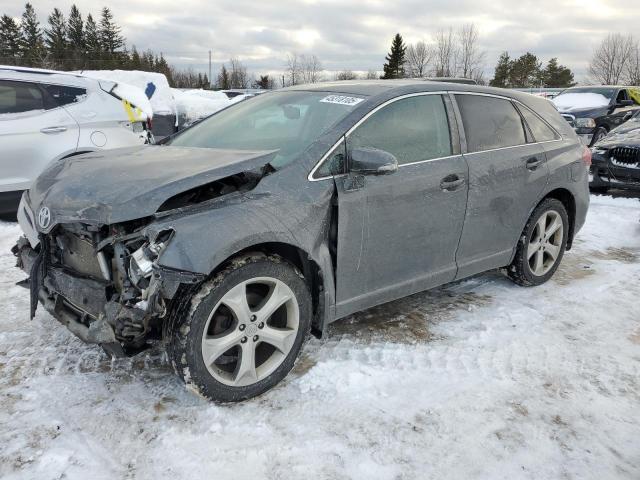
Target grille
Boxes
[610,147,640,167]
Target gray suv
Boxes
[13,81,590,402]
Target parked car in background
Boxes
[13,81,589,402]
[552,86,640,146]
[590,109,640,193]
[0,66,151,215]
[77,70,177,140]
[513,87,563,99]
[173,88,243,129]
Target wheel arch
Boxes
[539,187,577,250]
[208,241,330,338]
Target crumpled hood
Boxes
[595,118,640,148]
[29,145,276,227]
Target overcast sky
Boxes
[4,0,638,82]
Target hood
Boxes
[29,145,276,227]
[556,105,609,119]
[595,119,640,148]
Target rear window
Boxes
[0,80,44,114]
[518,105,559,142]
[42,84,87,107]
[456,94,527,152]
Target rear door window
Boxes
[348,94,452,165]
[0,80,44,114]
[518,105,559,142]
[455,94,527,152]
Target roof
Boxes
[0,65,97,88]
[282,79,534,102]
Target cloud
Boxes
[4,0,638,81]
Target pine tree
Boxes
[20,3,45,67]
[66,4,83,69]
[45,8,67,68]
[489,51,511,88]
[508,52,542,88]
[130,45,142,69]
[382,33,406,79]
[0,15,22,63]
[217,65,230,89]
[99,7,124,53]
[542,58,575,88]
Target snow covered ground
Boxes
[0,194,639,480]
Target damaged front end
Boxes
[13,219,204,356]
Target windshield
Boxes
[552,88,614,110]
[169,91,365,168]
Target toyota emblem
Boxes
[38,206,51,229]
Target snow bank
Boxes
[552,92,610,111]
[172,88,241,126]
[77,70,175,116]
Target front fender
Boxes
[144,178,338,327]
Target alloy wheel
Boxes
[200,277,299,387]
[527,210,564,277]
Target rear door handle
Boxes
[40,126,67,134]
[440,174,465,191]
[526,157,543,171]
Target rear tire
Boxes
[167,253,311,402]
[507,198,569,286]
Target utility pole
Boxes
[208,50,212,89]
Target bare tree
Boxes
[434,28,457,77]
[285,53,300,85]
[625,39,640,85]
[335,70,359,81]
[589,33,635,84]
[285,53,323,85]
[300,54,323,84]
[228,56,248,88]
[365,69,379,79]
[406,41,433,78]
[457,23,485,80]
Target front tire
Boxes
[590,127,607,146]
[507,198,569,286]
[167,253,311,402]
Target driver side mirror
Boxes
[617,99,634,108]
[349,147,398,175]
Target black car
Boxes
[590,110,640,192]
[553,86,640,146]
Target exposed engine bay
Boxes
[13,219,204,356]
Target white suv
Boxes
[0,66,152,215]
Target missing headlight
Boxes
[127,229,174,289]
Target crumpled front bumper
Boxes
[13,236,126,355]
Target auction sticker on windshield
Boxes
[320,95,364,106]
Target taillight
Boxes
[582,146,592,166]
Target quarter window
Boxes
[347,94,452,165]
[456,95,527,152]
[0,80,44,114]
[518,105,559,142]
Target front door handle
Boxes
[526,157,543,171]
[440,174,465,191]
[40,126,67,134]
